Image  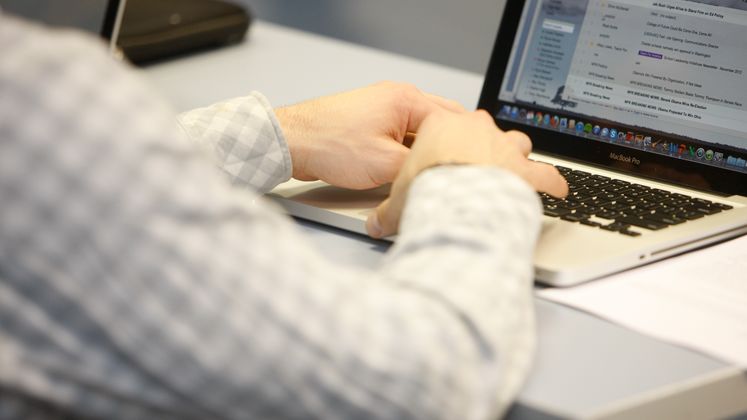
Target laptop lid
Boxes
[0,0,125,51]
[478,0,747,197]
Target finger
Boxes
[503,130,532,157]
[367,196,399,239]
[522,162,569,198]
[367,172,412,238]
[424,93,467,113]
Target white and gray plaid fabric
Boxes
[0,14,542,420]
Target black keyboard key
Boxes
[661,199,687,209]
[558,201,584,210]
[606,202,632,211]
[604,184,627,193]
[630,208,656,217]
[624,190,651,200]
[675,211,705,220]
[601,222,629,232]
[572,188,594,199]
[565,172,589,181]
[715,203,734,210]
[561,213,590,223]
[610,180,631,187]
[692,198,713,207]
[580,219,603,227]
[544,208,572,218]
[620,229,642,237]
[615,216,669,231]
[641,201,662,210]
[683,205,721,216]
[580,204,600,215]
[569,184,587,192]
[577,196,600,204]
[647,193,670,202]
[597,192,619,202]
[653,215,686,226]
[597,210,620,220]
[591,174,611,182]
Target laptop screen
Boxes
[0,0,122,39]
[486,0,747,181]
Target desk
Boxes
[143,21,747,419]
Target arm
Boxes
[0,16,559,420]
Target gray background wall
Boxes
[232,0,507,74]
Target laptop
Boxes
[0,0,126,53]
[273,0,747,286]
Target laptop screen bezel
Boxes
[477,0,747,197]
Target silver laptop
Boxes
[271,0,747,286]
[0,0,126,53]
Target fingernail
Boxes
[366,214,382,238]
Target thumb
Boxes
[366,196,403,239]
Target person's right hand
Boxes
[366,110,569,238]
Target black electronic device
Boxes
[117,0,252,65]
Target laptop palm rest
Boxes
[268,179,390,236]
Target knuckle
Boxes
[396,83,420,99]
[375,80,397,88]
[506,130,530,141]
[474,109,495,124]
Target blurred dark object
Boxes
[118,0,252,65]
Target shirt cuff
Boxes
[177,92,293,193]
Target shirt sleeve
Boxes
[176,92,293,193]
[0,15,541,420]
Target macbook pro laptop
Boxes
[0,0,126,53]
[273,0,747,286]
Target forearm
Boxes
[380,166,541,416]
[120,167,541,420]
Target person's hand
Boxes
[366,110,569,238]
[275,82,465,190]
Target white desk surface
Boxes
[143,21,747,420]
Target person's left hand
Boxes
[274,82,466,190]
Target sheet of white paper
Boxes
[538,235,747,367]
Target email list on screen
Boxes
[496,0,747,174]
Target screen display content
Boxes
[496,0,747,174]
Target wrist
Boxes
[275,106,316,181]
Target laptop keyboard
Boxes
[541,166,734,237]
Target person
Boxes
[0,12,567,420]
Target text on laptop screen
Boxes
[496,0,747,173]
